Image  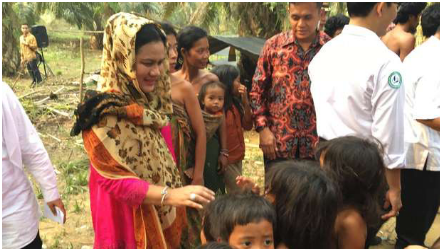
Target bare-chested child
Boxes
[315,136,387,249]
[381,3,427,61]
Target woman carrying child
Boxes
[211,65,253,194]
[70,13,215,249]
[159,23,220,248]
[159,22,206,187]
[175,26,228,177]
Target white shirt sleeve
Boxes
[413,70,440,120]
[371,57,405,169]
[5,84,60,202]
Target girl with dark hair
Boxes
[211,65,252,194]
[265,160,340,249]
[236,160,340,249]
[71,13,215,249]
[315,136,387,248]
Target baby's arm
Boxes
[235,176,261,195]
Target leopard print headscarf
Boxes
[78,13,185,248]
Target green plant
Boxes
[73,200,83,213]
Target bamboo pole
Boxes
[79,37,85,103]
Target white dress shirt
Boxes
[403,36,440,171]
[309,25,405,169]
[2,83,60,248]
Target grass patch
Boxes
[59,159,89,195]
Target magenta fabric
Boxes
[89,164,149,249]
[161,123,177,163]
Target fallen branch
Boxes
[79,37,85,103]
[44,106,71,118]
[19,90,41,99]
[38,132,61,142]
[35,87,66,104]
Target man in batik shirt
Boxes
[250,2,330,173]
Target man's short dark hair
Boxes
[347,2,393,18]
[289,2,323,10]
[21,23,29,27]
[347,3,378,17]
[324,14,350,37]
[421,3,440,37]
[394,3,427,24]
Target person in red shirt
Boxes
[212,65,253,194]
[250,2,330,174]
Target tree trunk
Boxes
[90,33,104,50]
[2,3,21,76]
[233,3,285,90]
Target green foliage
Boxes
[328,3,348,17]
[73,200,83,214]
[60,159,89,195]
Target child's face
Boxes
[228,220,274,249]
[203,86,225,114]
[232,76,241,96]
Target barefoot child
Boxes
[315,136,387,248]
[211,65,253,194]
[198,81,227,194]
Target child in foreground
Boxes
[316,136,387,248]
[198,81,227,194]
[201,193,276,249]
[236,160,340,249]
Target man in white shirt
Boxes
[396,3,440,249]
[309,2,403,247]
[2,83,66,248]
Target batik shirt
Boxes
[250,30,330,159]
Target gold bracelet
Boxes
[161,186,169,206]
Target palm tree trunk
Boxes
[2,3,21,76]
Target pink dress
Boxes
[89,123,177,248]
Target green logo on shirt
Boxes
[388,71,402,89]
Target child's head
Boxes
[211,65,241,112]
[201,194,229,243]
[266,160,340,249]
[216,194,276,249]
[198,81,226,114]
[315,136,386,227]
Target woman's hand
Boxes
[165,185,215,210]
[236,176,260,195]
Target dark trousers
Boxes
[395,167,440,248]
[21,231,42,249]
[27,58,42,84]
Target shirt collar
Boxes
[282,30,329,48]
[341,24,380,41]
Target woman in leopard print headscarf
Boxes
[71,13,214,249]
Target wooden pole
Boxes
[79,37,85,103]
